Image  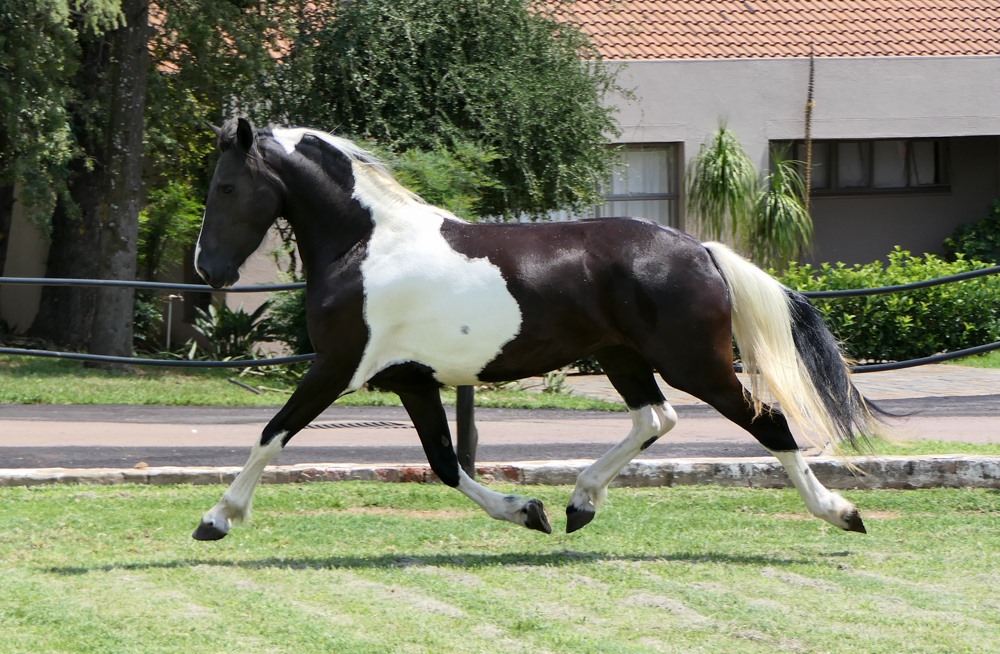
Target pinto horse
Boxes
[193,118,880,541]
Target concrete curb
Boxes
[1,455,998,490]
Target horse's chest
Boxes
[349,216,522,387]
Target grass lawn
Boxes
[947,350,1000,369]
[0,357,622,411]
[0,483,996,654]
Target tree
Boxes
[278,0,621,218]
[26,2,126,350]
[25,0,297,352]
[87,0,151,360]
[0,1,98,298]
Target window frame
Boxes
[777,137,951,196]
[595,142,682,227]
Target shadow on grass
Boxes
[48,549,814,576]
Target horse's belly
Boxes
[350,219,523,388]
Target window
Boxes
[779,138,949,194]
[597,144,680,226]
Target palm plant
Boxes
[686,124,813,270]
[749,149,813,270]
[685,123,757,241]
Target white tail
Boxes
[703,242,875,448]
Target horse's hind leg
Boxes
[566,349,678,533]
[396,386,551,534]
[669,369,866,533]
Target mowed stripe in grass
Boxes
[0,483,997,654]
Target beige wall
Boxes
[607,55,1000,262]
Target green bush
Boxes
[779,248,1000,362]
[943,200,1000,265]
[189,302,276,361]
[268,288,310,355]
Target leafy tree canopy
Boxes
[280,0,621,218]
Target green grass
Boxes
[0,357,622,411]
[855,438,1000,456]
[947,350,1000,369]
[0,483,997,653]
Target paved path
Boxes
[0,364,998,470]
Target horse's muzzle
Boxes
[196,263,239,289]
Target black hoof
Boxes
[843,509,867,534]
[192,521,228,541]
[565,505,596,533]
[523,499,552,534]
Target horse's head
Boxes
[195,117,283,289]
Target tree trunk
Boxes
[88,0,150,360]
[29,22,109,349]
[28,178,101,349]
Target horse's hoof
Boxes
[192,521,229,541]
[842,509,867,534]
[565,505,596,533]
[523,499,552,534]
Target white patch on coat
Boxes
[349,168,522,387]
[271,127,523,388]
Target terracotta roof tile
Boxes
[551,0,1000,59]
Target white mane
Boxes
[270,127,425,207]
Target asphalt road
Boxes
[1,395,997,469]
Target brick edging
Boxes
[1,455,997,489]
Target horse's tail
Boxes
[703,241,881,451]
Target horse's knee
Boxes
[426,452,461,487]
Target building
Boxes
[560,0,1000,263]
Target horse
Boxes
[192,117,881,541]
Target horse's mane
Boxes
[268,127,426,207]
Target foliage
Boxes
[382,142,504,221]
[267,288,311,355]
[748,149,813,270]
[943,199,1000,265]
[137,181,204,280]
[280,0,621,218]
[189,302,276,361]
[685,123,757,241]
[144,0,300,191]
[0,0,120,222]
[779,248,1000,361]
[687,127,813,269]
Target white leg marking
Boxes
[569,403,678,513]
[770,449,858,529]
[200,434,286,535]
[456,470,538,528]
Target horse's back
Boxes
[445,217,732,380]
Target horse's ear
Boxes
[236,118,254,152]
[207,122,223,138]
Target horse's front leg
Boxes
[193,362,349,541]
[566,402,677,532]
[397,386,552,534]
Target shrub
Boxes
[943,200,1000,265]
[779,248,1000,362]
[268,288,310,355]
[189,302,276,361]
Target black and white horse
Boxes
[193,117,879,540]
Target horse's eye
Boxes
[220,184,235,194]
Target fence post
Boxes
[456,385,478,477]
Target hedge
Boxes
[778,248,1000,362]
